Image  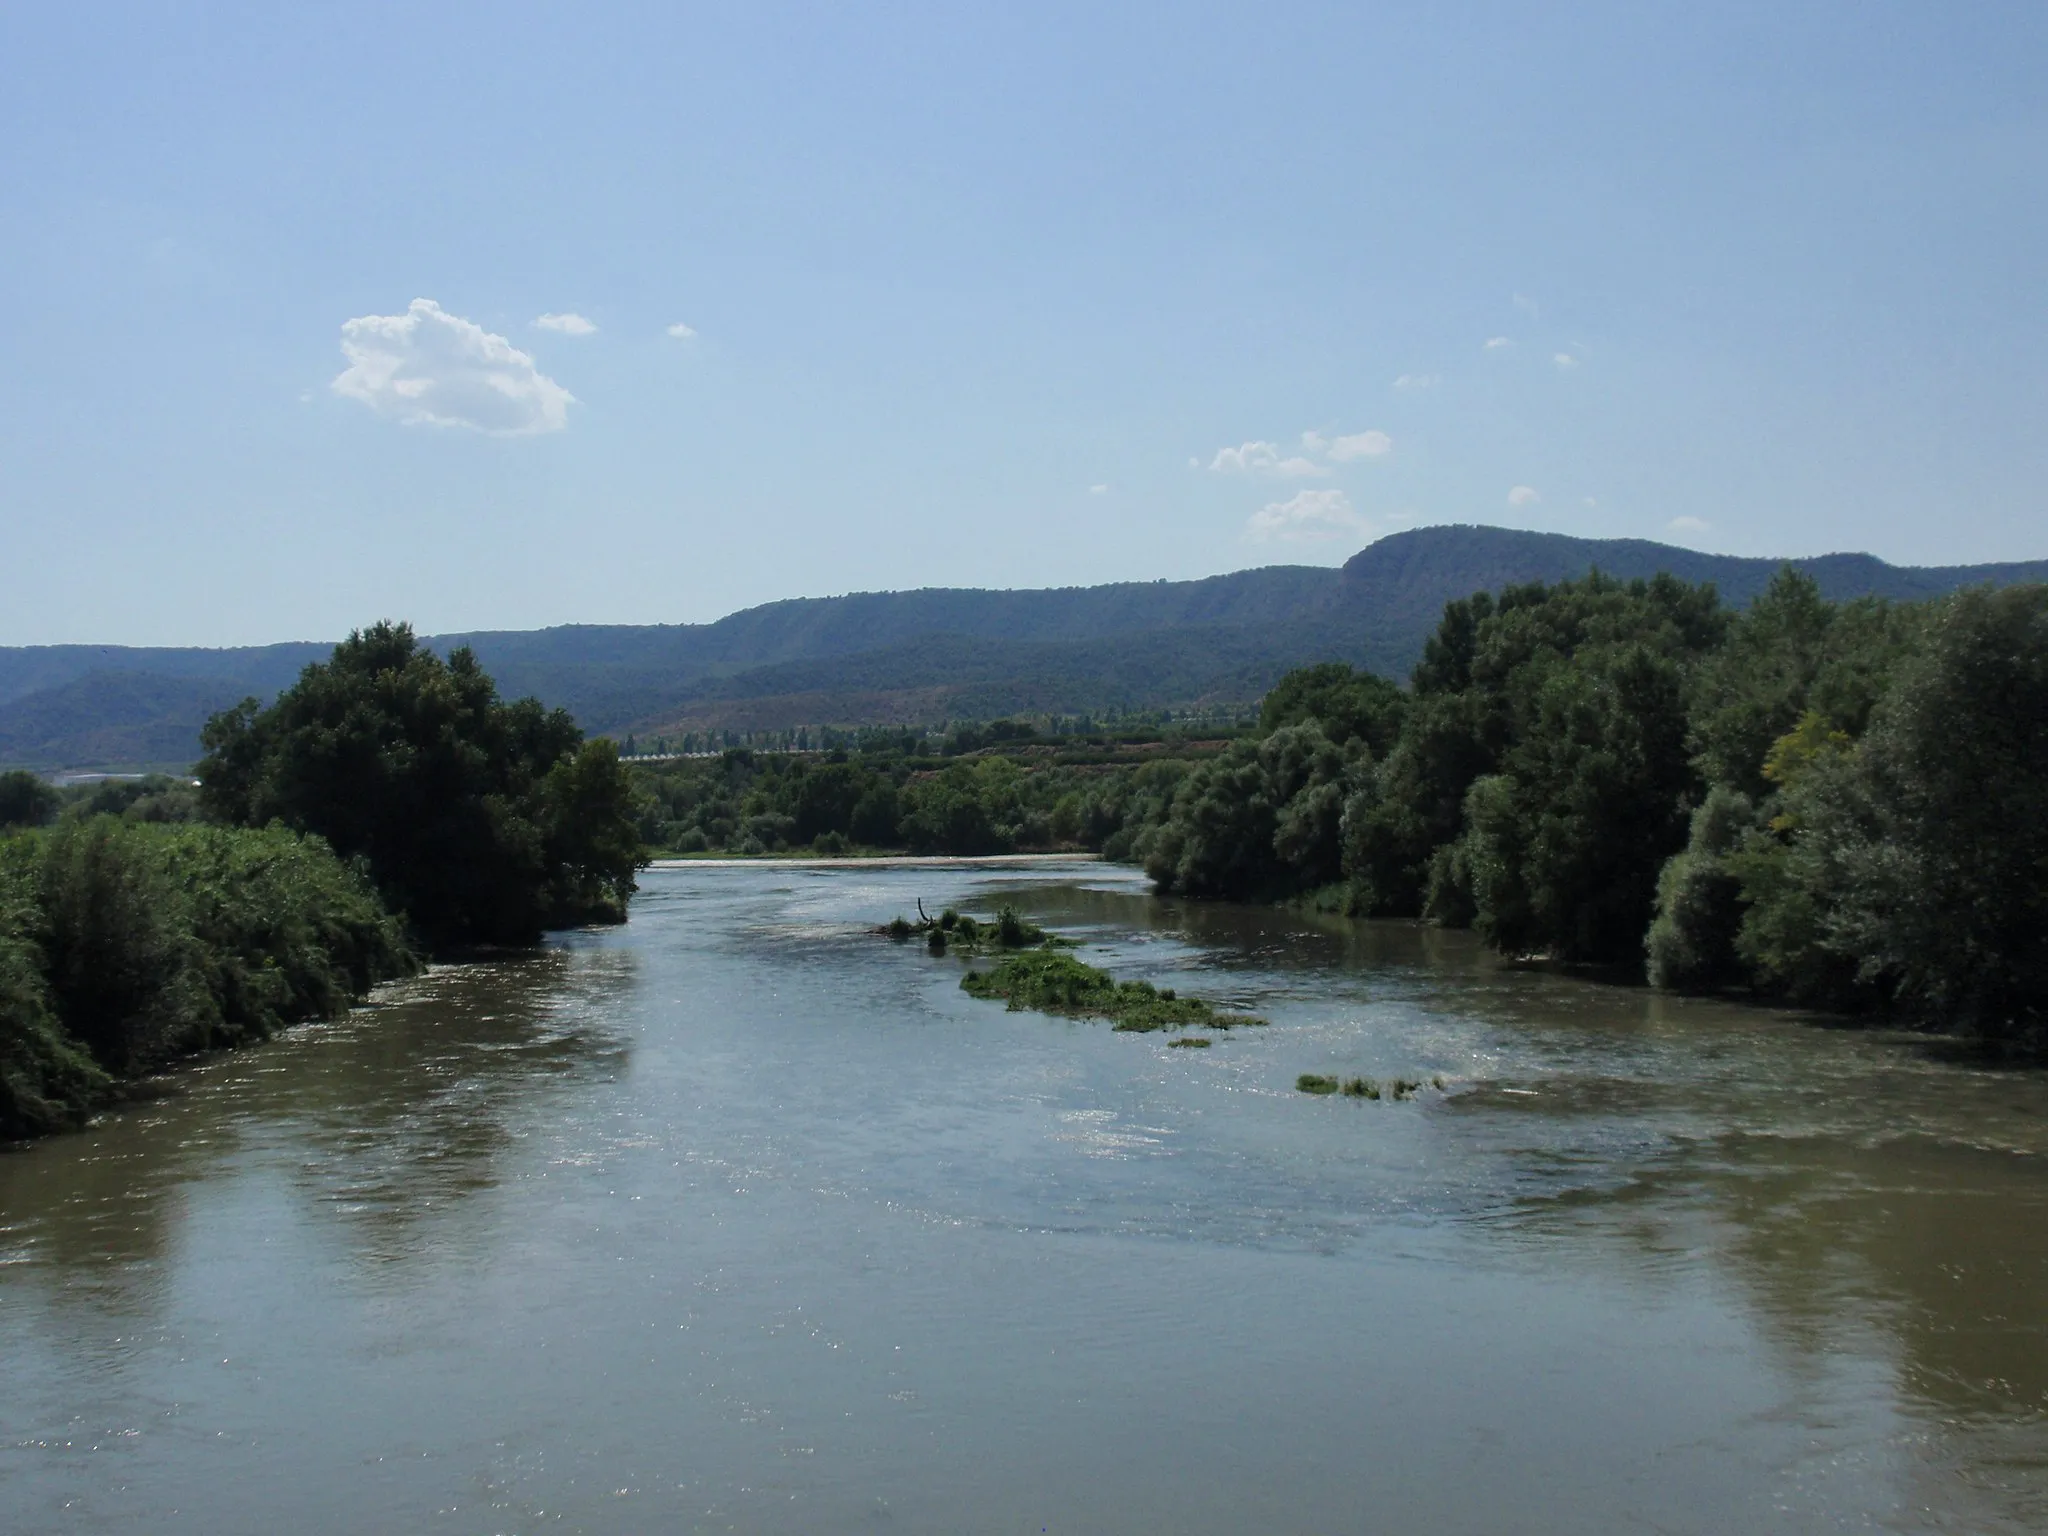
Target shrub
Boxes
[30,819,414,1076]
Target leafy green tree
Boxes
[0,837,109,1137]
[198,622,644,950]
[0,770,59,829]
[1259,663,1407,755]
[1643,786,1757,990]
[1345,573,1725,945]
[850,781,903,846]
[1147,723,1362,899]
[1688,568,1914,798]
[1739,586,2048,1038]
[791,761,867,845]
[1451,639,1699,961]
[1340,691,1496,915]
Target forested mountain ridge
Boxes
[5,524,2045,769]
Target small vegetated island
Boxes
[1,623,645,1141]
[879,903,1262,1038]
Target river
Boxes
[4,860,2046,1533]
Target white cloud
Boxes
[1514,292,1540,318]
[1484,336,1512,350]
[1668,516,1712,534]
[535,312,596,336]
[1245,488,1372,543]
[1089,483,1109,495]
[1300,429,1328,454]
[1327,429,1392,461]
[1507,485,1541,507]
[1584,497,1599,508]
[1209,441,1325,477]
[1392,373,1440,391]
[666,321,697,340]
[332,298,573,436]
[1553,352,1579,370]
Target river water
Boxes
[4,860,2047,1534]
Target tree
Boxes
[197,622,644,950]
[1452,640,1698,962]
[1744,586,2048,1039]
[1259,663,1407,755]
[1344,573,1726,946]
[1147,723,1364,900]
[0,770,59,829]
[1687,568,1913,798]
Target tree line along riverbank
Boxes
[631,569,2047,1047]
[1,623,643,1140]
[7,566,2044,1142]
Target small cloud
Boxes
[1583,497,1598,509]
[666,321,697,340]
[535,312,597,336]
[1209,441,1326,477]
[1553,352,1579,370]
[1327,429,1392,461]
[1513,292,1540,318]
[1668,516,1712,534]
[332,298,573,436]
[1300,429,1328,454]
[1507,485,1541,507]
[1245,488,1372,543]
[1088,483,1109,495]
[1392,373,1440,391]
[1484,336,1512,351]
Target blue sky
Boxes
[3,2,2044,646]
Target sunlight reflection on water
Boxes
[4,860,2047,1533]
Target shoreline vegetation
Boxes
[8,562,2043,1140]
[1,623,646,1143]
[633,566,2046,1049]
[1124,573,2047,1050]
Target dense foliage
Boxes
[1123,570,2048,1046]
[627,740,1201,860]
[199,623,644,950]
[0,768,61,828]
[1,820,413,1139]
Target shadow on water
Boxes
[271,945,637,1259]
[0,942,635,1299]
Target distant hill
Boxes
[5,524,2044,770]
[0,671,250,771]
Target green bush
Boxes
[0,820,414,1137]
[31,819,415,1075]
[0,840,109,1138]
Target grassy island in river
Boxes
[960,950,1264,1033]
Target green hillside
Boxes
[4,525,2044,770]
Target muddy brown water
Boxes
[4,861,2046,1533]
